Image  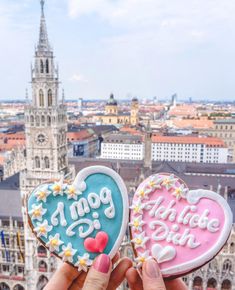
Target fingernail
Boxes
[145,259,160,278]
[93,254,110,273]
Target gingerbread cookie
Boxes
[27,166,129,271]
[129,173,233,278]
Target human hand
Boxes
[44,252,132,290]
[126,259,188,290]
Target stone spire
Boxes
[37,0,50,52]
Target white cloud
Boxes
[69,73,88,83]
[67,0,235,33]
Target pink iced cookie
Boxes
[129,173,233,278]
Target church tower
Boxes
[130,97,139,126]
[21,1,74,289]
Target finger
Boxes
[126,267,143,290]
[69,252,120,290]
[112,251,120,264]
[44,263,81,290]
[142,259,166,290]
[107,258,132,290]
[83,254,112,290]
[165,278,188,290]
[69,272,88,290]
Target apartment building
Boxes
[101,134,144,160]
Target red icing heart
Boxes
[84,231,109,253]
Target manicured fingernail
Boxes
[145,259,160,278]
[93,254,110,273]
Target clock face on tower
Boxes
[35,133,48,146]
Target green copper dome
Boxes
[107,93,117,105]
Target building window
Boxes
[221,280,232,290]
[230,242,235,254]
[0,282,10,290]
[35,156,40,168]
[48,89,53,107]
[39,90,44,107]
[46,59,49,73]
[30,115,34,126]
[37,245,47,257]
[44,157,50,169]
[37,275,48,290]
[36,116,40,126]
[40,60,44,73]
[13,285,25,290]
[38,260,48,272]
[41,115,45,126]
[47,116,51,126]
[222,259,232,272]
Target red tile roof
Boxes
[67,130,95,141]
[172,119,214,129]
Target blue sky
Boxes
[0,0,235,101]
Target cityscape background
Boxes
[0,1,235,290]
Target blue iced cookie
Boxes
[27,166,129,271]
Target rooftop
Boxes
[0,174,21,219]
[214,119,235,124]
[151,135,226,147]
[171,119,214,130]
[103,133,143,144]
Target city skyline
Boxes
[0,0,235,101]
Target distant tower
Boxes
[144,120,152,169]
[21,1,74,289]
[78,97,83,113]
[171,93,177,107]
[105,93,118,115]
[131,97,139,126]
[153,96,158,105]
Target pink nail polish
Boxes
[93,254,110,273]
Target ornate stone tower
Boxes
[130,97,139,126]
[21,1,74,289]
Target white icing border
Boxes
[74,166,129,259]
[130,174,233,277]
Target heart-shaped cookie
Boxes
[129,173,233,278]
[27,166,129,271]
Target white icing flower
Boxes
[161,174,178,190]
[34,220,52,238]
[129,216,145,232]
[130,199,145,215]
[59,243,77,263]
[172,184,188,200]
[131,232,149,249]
[51,182,64,196]
[29,204,47,221]
[34,186,51,202]
[65,185,83,200]
[148,175,163,189]
[135,251,152,268]
[75,253,92,272]
[46,233,63,252]
[136,186,152,200]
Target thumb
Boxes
[142,259,166,290]
[83,254,112,290]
